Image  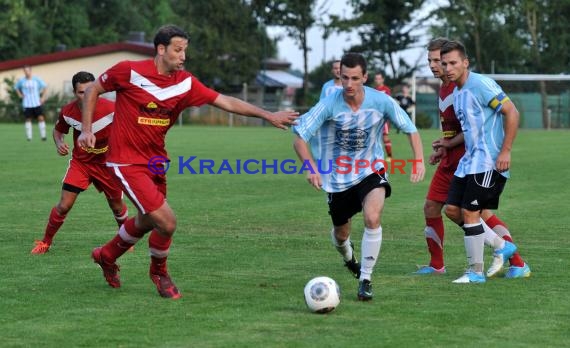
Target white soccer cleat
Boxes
[452,270,486,284]
[487,241,518,277]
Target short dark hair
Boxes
[340,52,367,75]
[427,37,449,51]
[71,71,95,91]
[440,40,468,59]
[153,24,189,51]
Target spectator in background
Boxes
[15,65,48,141]
[395,84,415,133]
[319,60,342,100]
[374,73,393,161]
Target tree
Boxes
[170,0,276,91]
[432,0,570,127]
[333,0,427,83]
[251,0,319,106]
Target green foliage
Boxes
[430,0,570,74]
[1,125,569,347]
[0,0,275,92]
[335,0,427,83]
[252,0,320,105]
[414,111,433,129]
[0,77,21,122]
[180,0,276,91]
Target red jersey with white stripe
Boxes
[375,85,392,96]
[99,59,219,165]
[439,81,465,169]
[55,98,115,164]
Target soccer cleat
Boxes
[452,270,486,284]
[150,270,182,299]
[344,242,361,279]
[91,247,121,288]
[31,240,50,254]
[487,241,518,278]
[505,263,531,279]
[414,265,446,275]
[357,279,373,301]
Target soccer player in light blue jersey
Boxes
[319,60,342,100]
[15,65,48,141]
[293,52,425,300]
[440,40,522,284]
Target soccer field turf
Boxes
[1,124,569,347]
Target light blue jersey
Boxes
[319,79,343,100]
[15,76,46,108]
[294,86,417,192]
[453,72,510,178]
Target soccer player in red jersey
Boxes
[415,38,530,279]
[31,71,128,254]
[78,25,299,299]
[374,72,393,161]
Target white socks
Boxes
[360,226,382,281]
[463,223,485,273]
[39,120,46,139]
[25,121,32,140]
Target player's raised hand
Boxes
[77,131,96,149]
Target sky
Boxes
[265,0,443,77]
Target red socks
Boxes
[484,215,525,267]
[43,207,67,244]
[102,218,147,262]
[425,216,445,269]
[149,230,172,274]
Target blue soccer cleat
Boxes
[505,263,531,279]
[414,265,446,275]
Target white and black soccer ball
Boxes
[303,276,340,314]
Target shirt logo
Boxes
[335,129,369,151]
[137,117,170,126]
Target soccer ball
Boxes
[303,276,340,314]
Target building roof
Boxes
[0,42,154,72]
[256,70,304,88]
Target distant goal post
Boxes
[411,73,570,129]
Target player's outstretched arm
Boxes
[212,94,299,130]
[407,132,425,183]
[78,81,105,148]
[293,136,322,191]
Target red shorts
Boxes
[62,159,123,199]
[109,164,166,214]
[426,163,455,203]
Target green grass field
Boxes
[1,124,569,347]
